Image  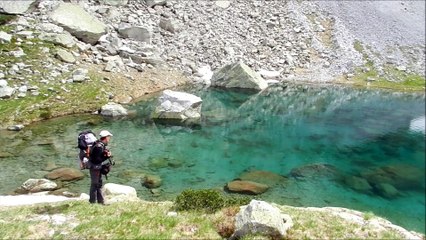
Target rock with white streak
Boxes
[21,178,58,193]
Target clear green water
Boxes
[0,84,424,233]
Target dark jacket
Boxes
[89,141,109,165]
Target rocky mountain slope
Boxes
[0,0,424,128]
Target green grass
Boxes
[0,26,109,128]
[0,199,415,240]
[350,40,425,92]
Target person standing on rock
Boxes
[88,130,113,204]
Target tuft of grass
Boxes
[0,14,16,25]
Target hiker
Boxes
[88,130,113,204]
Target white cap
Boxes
[99,130,113,138]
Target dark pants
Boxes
[89,167,104,204]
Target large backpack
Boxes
[77,130,97,151]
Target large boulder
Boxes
[100,102,128,117]
[118,24,151,43]
[226,180,269,195]
[0,86,15,99]
[0,0,37,14]
[238,170,287,186]
[21,178,58,193]
[49,3,107,45]
[211,62,268,91]
[231,200,293,239]
[45,168,84,181]
[151,90,202,122]
[103,183,137,198]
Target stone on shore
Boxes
[49,3,107,44]
[45,168,84,181]
[118,24,151,43]
[0,86,15,99]
[151,90,202,121]
[39,32,76,48]
[226,180,269,195]
[232,200,293,239]
[102,183,138,203]
[211,62,268,91]
[21,178,58,193]
[100,102,128,117]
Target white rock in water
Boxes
[409,116,425,134]
[152,90,202,121]
[100,102,128,117]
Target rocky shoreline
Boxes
[1,0,425,129]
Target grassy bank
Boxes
[0,198,419,239]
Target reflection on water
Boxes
[0,84,425,233]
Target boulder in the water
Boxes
[142,174,162,189]
[45,168,84,181]
[238,170,287,186]
[289,163,339,179]
[151,90,202,122]
[409,116,425,134]
[211,62,268,91]
[343,175,373,194]
[225,180,269,195]
[374,183,400,199]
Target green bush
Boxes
[174,189,250,213]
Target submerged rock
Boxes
[226,180,269,195]
[151,90,202,122]
[343,175,373,193]
[45,168,84,181]
[374,183,399,199]
[289,163,339,179]
[238,170,287,186]
[142,174,162,188]
[232,200,293,239]
[211,62,268,91]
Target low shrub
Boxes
[174,189,250,213]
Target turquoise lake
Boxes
[0,83,424,233]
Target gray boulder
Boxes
[39,32,75,48]
[151,90,202,121]
[72,68,89,82]
[159,18,182,33]
[118,24,151,43]
[56,49,76,63]
[211,62,268,91]
[145,0,167,8]
[100,102,128,117]
[231,200,293,239]
[21,178,58,193]
[0,86,15,99]
[0,0,37,14]
[100,0,129,6]
[49,3,107,45]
